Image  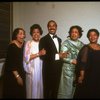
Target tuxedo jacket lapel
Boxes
[47,34,59,53]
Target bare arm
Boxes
[30,48,46,61]
[13,71,23,86]
[78,70,85,83]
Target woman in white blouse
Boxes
[23,24,46,99]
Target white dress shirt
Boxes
[49,34,60,60]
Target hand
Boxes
[78,76,84,84]
[71,59,77,65]
[59,51,69,59]
[39,48,46,56]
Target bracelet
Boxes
[16,74,20,78]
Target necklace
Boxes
[13,40,23,48]
[89,43,100,50]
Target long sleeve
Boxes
[75,45,89,78]
[77,45,89,70]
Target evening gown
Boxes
[57,38,84,98]
[3,43,26,98]
[74,45,100,98]
[23,40,43,99]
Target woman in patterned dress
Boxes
[57,25,84,99]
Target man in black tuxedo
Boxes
[39,20,67,98]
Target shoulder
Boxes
[64,39,69,42]
[42,34,49,38]
[41,34,48,39]
[40,34,50,42]
[9,42,17,48]
[62,39,69,44]
[78,40,84,45]
[82,44,89,48]
[61,39,69,48]
[7,43,18,53]
[25,40,32,47]
[26,40,31,44]
[80,44,89,52]
[57,37,62,42]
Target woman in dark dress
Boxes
[3,28,26,98]
[74,29,100,98]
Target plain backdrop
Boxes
[13,2,100,44]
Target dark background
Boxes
[0,2,12,59]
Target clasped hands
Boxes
[59,51,69,59]
[39,49,69,59]
[38,48,46,56]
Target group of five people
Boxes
[2,20,100,99]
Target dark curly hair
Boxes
[87,28,99,38]
[68,25,83,38]
[12,28,25,40]
[30,24,43,36]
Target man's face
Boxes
[48,21,57,35]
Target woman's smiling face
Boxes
[70,28,80,41]
[88,31,99,43]
[32,28,41,42]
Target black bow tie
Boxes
[53,35,57,38]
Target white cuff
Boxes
[70,59,73,63]
[55,53,60,60]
